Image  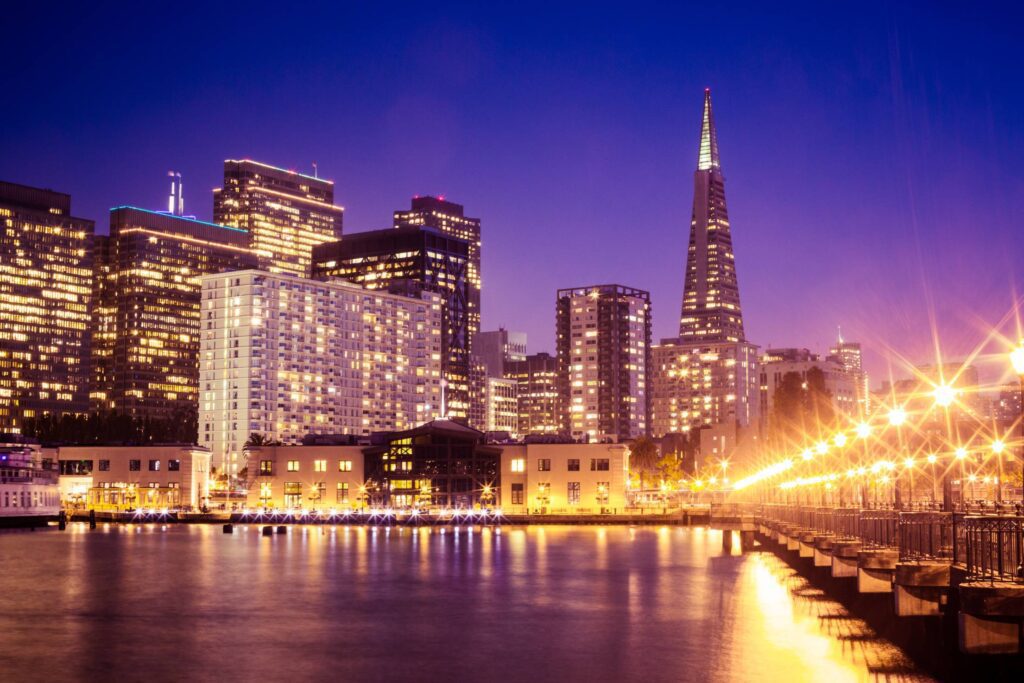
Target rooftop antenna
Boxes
[837,325,844,344]
[312,161,318,179]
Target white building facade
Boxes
[200,270,443,475]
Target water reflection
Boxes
[0,524,930,682]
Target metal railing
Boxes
[856,509,898,547]
[962,515,1024,582]
[898,511,952,561]
[834,508,860,538]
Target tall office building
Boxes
[505,352,560,437]
[394,196,481,343]
[90,207,257,423]
[651,90,759,441]
[827,334,870,416]
[0,182,95,433]
[213,159,344,277]
[199,270,443,475]
[312,226,473,423]
[484,376,519,437]
[557,285,651,442]
[475,328,527,377]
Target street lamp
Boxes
[955,447,969,509]
[927,453,938,504]
[932,383,958,408]
[888,407,907,508]
[1011,339,1024,504]
[992,439,1005,504]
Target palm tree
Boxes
[245,433,269,448]
[629,436,660,497]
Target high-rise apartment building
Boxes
[475,328,527,377]
[650,340,759,438]
[557,285,651,443]
[199,270,443,475]
[651,90,759,441]
[0,181,95,433]
[505,353,561,437]
[312,225,473,423]
[213,159,344,277]
[90,207,257,423]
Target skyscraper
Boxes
[90,207,257,424]
[311,225,473,423]
[827,333,870,416]
[651,90,759,441]
[557,285,651,443]
[505,352,560,437]
[679,89,745,344]
[213,159,344,277]
[0,181,95,433]
[394,196,481,343]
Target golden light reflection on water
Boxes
[1,523,934,682]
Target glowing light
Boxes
[887,407,907,426]
[932,383,958,408]
[855,423,872,439]
[815,441,829,455]
[801,449,813,461]
[1010,340,1024,375]
[992,439,1005,454]
[955,447,968,460]
[926,454,937,464]
[833,433,847,448]
[903,458,915,469]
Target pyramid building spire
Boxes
[678,89,745,343]
[697,88,720,171]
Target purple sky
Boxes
[2,2,1021,388]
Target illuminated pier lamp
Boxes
[932,383,958,408]
[991,439,1006,503]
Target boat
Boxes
[0,434,60,527]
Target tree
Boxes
[245,433,270,448]
[629,436,660,493]
[768,368,837,451]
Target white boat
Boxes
[0,435,60,526]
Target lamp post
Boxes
[1011,340,1024,504]
[992,439,1005,505]
[888,407,907,509]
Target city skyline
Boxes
[2,4,1022,388]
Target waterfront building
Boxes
[758,347,857,435]
[650,89,759,444]
[556,285,651,443]
[0,182,95,433]
[0,435,61,521]
[499,443,629,513]
[90,207,257,424]
[362,420,501,508]
[56,444,210,510]
[213,159,344,277]
[475,328,527,377]
[394,196,481,352]
[199,270,443,475]
[312,225,473,423]
[485,376,519,437]
[505,353,561,437]
[243,444,365,510]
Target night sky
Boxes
[2,2,1021,387]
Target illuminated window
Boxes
[287,460,299,472]
[567,482,581,504]
[259,460,273,475]
[510,458,525,473]
[314,459,327,473]
[338,460,353,472]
